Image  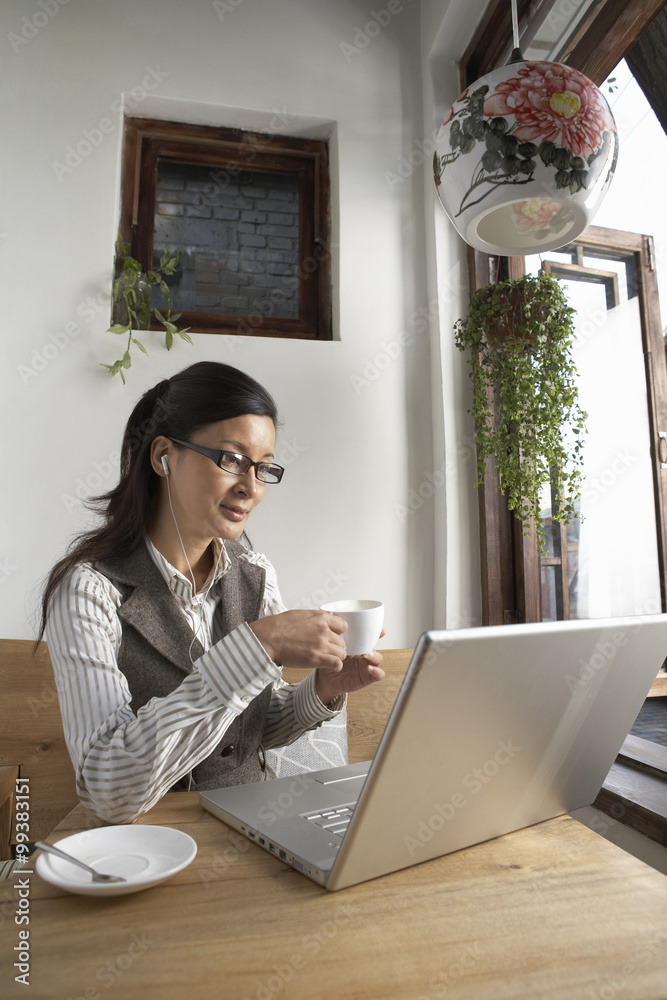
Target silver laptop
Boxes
[200,615,667,890]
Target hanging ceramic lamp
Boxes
[433,7,618,255]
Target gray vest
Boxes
[94,540,274,790]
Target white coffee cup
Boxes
[320,599,384,656]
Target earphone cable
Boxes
[164,473,224,664]
[164,469,226,792]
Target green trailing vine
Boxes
[103,237,192,383]
[454,271,587,553]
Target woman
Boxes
[39,362,384,824]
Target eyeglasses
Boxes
[168,438,284,484]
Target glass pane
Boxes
[152,160,300,320]
[540,564,559,622]
[540,480,561,560]
[592,60,667,315]
[565,515,582,618]
[527,254,661,620]
[540,477,582,619]
[544,249,577,266]
[520,0,600,63]
[580,255,632,303]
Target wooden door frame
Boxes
[461,0,667,624]
[472,228,667,624]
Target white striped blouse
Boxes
[45,536,345,824]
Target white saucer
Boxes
[35,825,197,897]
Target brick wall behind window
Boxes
[153,161,300,319]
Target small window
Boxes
[117,117,333,340]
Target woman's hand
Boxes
[315,630,386,706]
[249,610,347,671]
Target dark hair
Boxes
[37,361,278,641]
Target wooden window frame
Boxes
[460,0,667,840]
[118,116,333,340]
[462,0,667,87]
[462,0,667,625]
[469,229,667,626]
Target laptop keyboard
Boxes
[303,802,356,839]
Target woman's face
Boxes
[162,414,277,544]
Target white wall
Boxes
[422,0,487,630]
[1,0,485,645]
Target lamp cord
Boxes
[511,0,520,52]
[508,0,523,63]
[165,473,224,665]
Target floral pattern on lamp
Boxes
[433,62,618,255]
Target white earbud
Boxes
[161,455,170,476]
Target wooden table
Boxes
[2,654,667,1000]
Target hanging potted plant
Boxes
[454,270,587,552]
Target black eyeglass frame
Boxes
[168,438,285,483]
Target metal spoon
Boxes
[35,841,127,883]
